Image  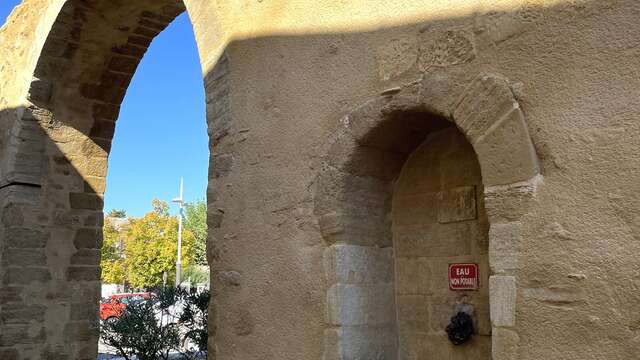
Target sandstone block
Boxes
[391,193,438,227]
[83,176,106,194]
[81,157,109,177]
[337,326,398,360]
[437,185,477,223]
[484,177,539,223]
[3,267,51,284]
[323,329,340,360]
[489,222,522,273]
[40,37,76,59]
[128,35,153,48]
[395,257,430,295]
[492,327,520,360]
[5,228,49,248]
[418,68,468,118]
[67,266,101,282]
[317,212,344,243]
[4,248,46,266]
[42,346,71,360]
[326,283,396,326]
[453,73,517,143]
[474,108,539,186]
[70,249,101,265]
[89,119,115,140]
[489,275,516,327]
[73,228,102,249]
[0,286,22,304]
[394,222,472,258]
[52,210,81,227]
[83,211,104,227]
[92,103,120,121]
[396,294,429,331]
[108,56,138,74]
[141,10,175,23]
[0,304,46,325]
[400,332,456,360]
[1,203,25,227]
[376,36,417,81]
[63,321,98,342]
[70,302,98,321]
[0,325,45,346]
[314,168,392,247]
[139,19,168,31]
[69,193,103,210]
[100,70,134,89]
[428,294,461,332]
[323,244,393,286]
[80,83,126,104]
[79,138,109,158]
[0,348,19,360]
[451,334,492,360]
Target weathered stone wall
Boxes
[0,1,189,358]
[1,0,639,359]
[214,1,639,359]
[393,126,491,358]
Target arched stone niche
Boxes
[314,71,541,360]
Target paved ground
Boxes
[98,340,206,359]
[97,352,206,360]
[97,355,119,360]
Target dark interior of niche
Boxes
[358,110,453,155]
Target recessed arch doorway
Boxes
[315,71,541,359]
[393,122,491,358]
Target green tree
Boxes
[107,209,127,218]
[124,201,195,288]
[183,200,207,266]
[152,198,169,216]
[183,265,209,285]
[101,218,126,284]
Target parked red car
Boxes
[99,292,154,321]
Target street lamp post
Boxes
[172,178,184,287]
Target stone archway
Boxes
[314,71,541,360]
[0,1,212,358]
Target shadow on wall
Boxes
[0,104,106,360]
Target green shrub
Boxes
[101,287,209,359]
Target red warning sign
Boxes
[449,263,479,290]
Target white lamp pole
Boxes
[172,178,184,287]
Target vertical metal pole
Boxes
[174,178,184,287]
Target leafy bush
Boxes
[178,289,209,356]
[101,287,209,359]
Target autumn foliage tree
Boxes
[101,199,197,289]
[101,218,126,284]
[124,200,196,288]
[183,200,207,266]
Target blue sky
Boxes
[1,2,208,217]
